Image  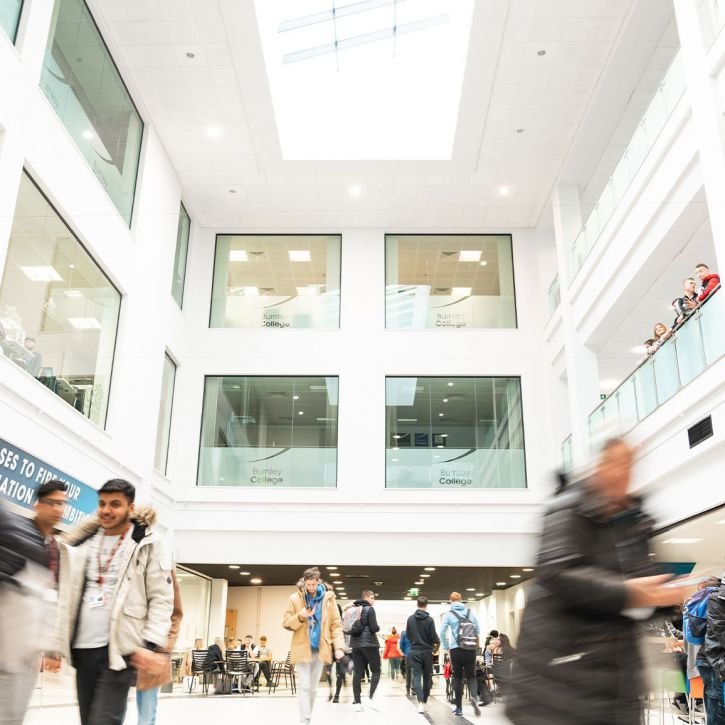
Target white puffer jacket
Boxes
[54,508,173,671]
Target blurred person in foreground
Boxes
[507,438,695,725]
[0,481,67,725]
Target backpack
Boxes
[683,586,717,645]
[342,604,365,636]
[451,608,478,650]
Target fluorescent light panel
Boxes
[68,317,101,330]
[229,250,249,262]
[21,266,62,282]
[289,250,311,262]
[459,250,481,262]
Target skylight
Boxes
[253,0,474,160]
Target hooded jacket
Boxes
[349,600,380,649]
[54,508,174,671]
[282,587,346,665]
[704,578,725,681]
[440,602,480,651]
[406,609,440,652]
[506,482,656,725]
[697,273,720,302]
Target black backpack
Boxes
[451,609,478,650]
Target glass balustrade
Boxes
[588,288,723,437]
[548,275,560,319]
[568,52,686,281]
[561,435,572,471]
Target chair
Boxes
[687,676,704,725]
[188,649,212,694]
[270,652,296,694]
[226,651,256,695]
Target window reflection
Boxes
[0,0,23,42]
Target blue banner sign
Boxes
[0,436,97,524]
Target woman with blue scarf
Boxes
[283,567,346,725]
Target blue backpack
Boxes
[683,586,717,645]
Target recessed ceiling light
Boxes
[537,49,546,56]
[443,398,449,403]
[424,567,436,571]
[298,411,304,415]
[466,588,476,591]
[436,445,444,449]
[467,597,476,601]
[228,565,240,569]
[69,264,75,269]
[459,250,482,262]
[510,574,521,579]
[516,128,524,133]
[250,578,262,584]
[186,51,196,58]
[479,260,488,266]
[499,185,511,196]
[451,287,472,297]
[240,571,250,575]
[438,413,444,417]
[404,596,412,600]
[496,582,506,586]
[229,250,248,262]
[206,125,222,139]
[440,434,448,438]
[327,566,338,570]
[522,568,534,572]
[329,572,340,577]
[21,266,62,282]
[293,395,300,400]
[289,250,311,262]
[662,538,702,544]
[475,592,484,597]
[415,580,423,585]
[349,184,362,198]
[392,447,400,451]
[420,574,431,578]
[447,382,454,387]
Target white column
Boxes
[673,0,725,272]
[552,184,601,464]
[209,578,228,643]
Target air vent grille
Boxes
[688,416,713,448]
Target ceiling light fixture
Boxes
[349,184,362,198]
[438,413,444,417]
[228,565,240,569]
[293,395,300,400]
[522,568,534,572]
[250,578,262,584]
[415,580,423,585]
[206,125,222,139]
[499,185,511,196]
[479,260,488,266]
[424,567,436,571]
[447,382,454,387]
[662,538,702,544]
[459,250,482,262]
[229,250,248,262]
[21,266,62,282]
[510,574,521,579]
[240,571,250,575]
[475,592,484,597]
[298,411,304,415]
[327,566,338,570]
[289,250,311,262]
[329,572,340,577]
[443,398,449,403]
[466,588,476,592]
[68,317,101,330]
[496,582,506,586]
[420,574,431,578]
[451,287,472,297]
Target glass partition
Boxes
[0,0,23,42]
[210,235,341,329]
[198,376,339,487]
[547,275,560,319]
[568,52,686,281]
[176,567,211,651]
[386,235,517,329]
[41,0,143,225]
[0,172,121,426]
[171,204,190,308]
[154,353,176,474]
[385,376,526,488]
[589,288,723,437]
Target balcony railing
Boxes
[589,287,723,439]
[547,275,561,319]
[568,51,687,282]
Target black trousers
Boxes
[72,646,136,725]
[255,661,272,686]
[352,647,381,703]
[405,655,412,693]
[410,649,433,703]
[451,647,477,708]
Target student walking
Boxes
[56,479,174,725]
[441,592,481,717]
[383,627,402,679]
[405,596,440,714]
[350,589,382,711]
[282,567,345,725]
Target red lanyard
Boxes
[97,526,130,586]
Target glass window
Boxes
[154,353,176,474]
[385,235,517,329]
[385,376,526,489]
[210,235,341,329]
[0,172,121,426]
[198,376,339,488]
[175,567,211,650]
[40,0,143,225]
[0,0,23,42]
[171,204,190,308]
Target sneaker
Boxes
[332,696,339,703]
[418,701,426,714]
[452,707,463,716]
[354,702,363,712]
[470,696,481,717]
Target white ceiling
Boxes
[84,0,681,231]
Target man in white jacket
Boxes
[56,479,173,725]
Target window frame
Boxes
[171,203,191,309]
[153,351,177,475]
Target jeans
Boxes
[450,647,477,708]
[296,657,324,723]
[410,649,433,703]
[388,657,401,679]
[698,660,725,725]
[352,647,381,703]
[136,687,158,725]
[0,668,39,725]
[72,647,136,725]
[405,655,412,693]
[255,661,273,687]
